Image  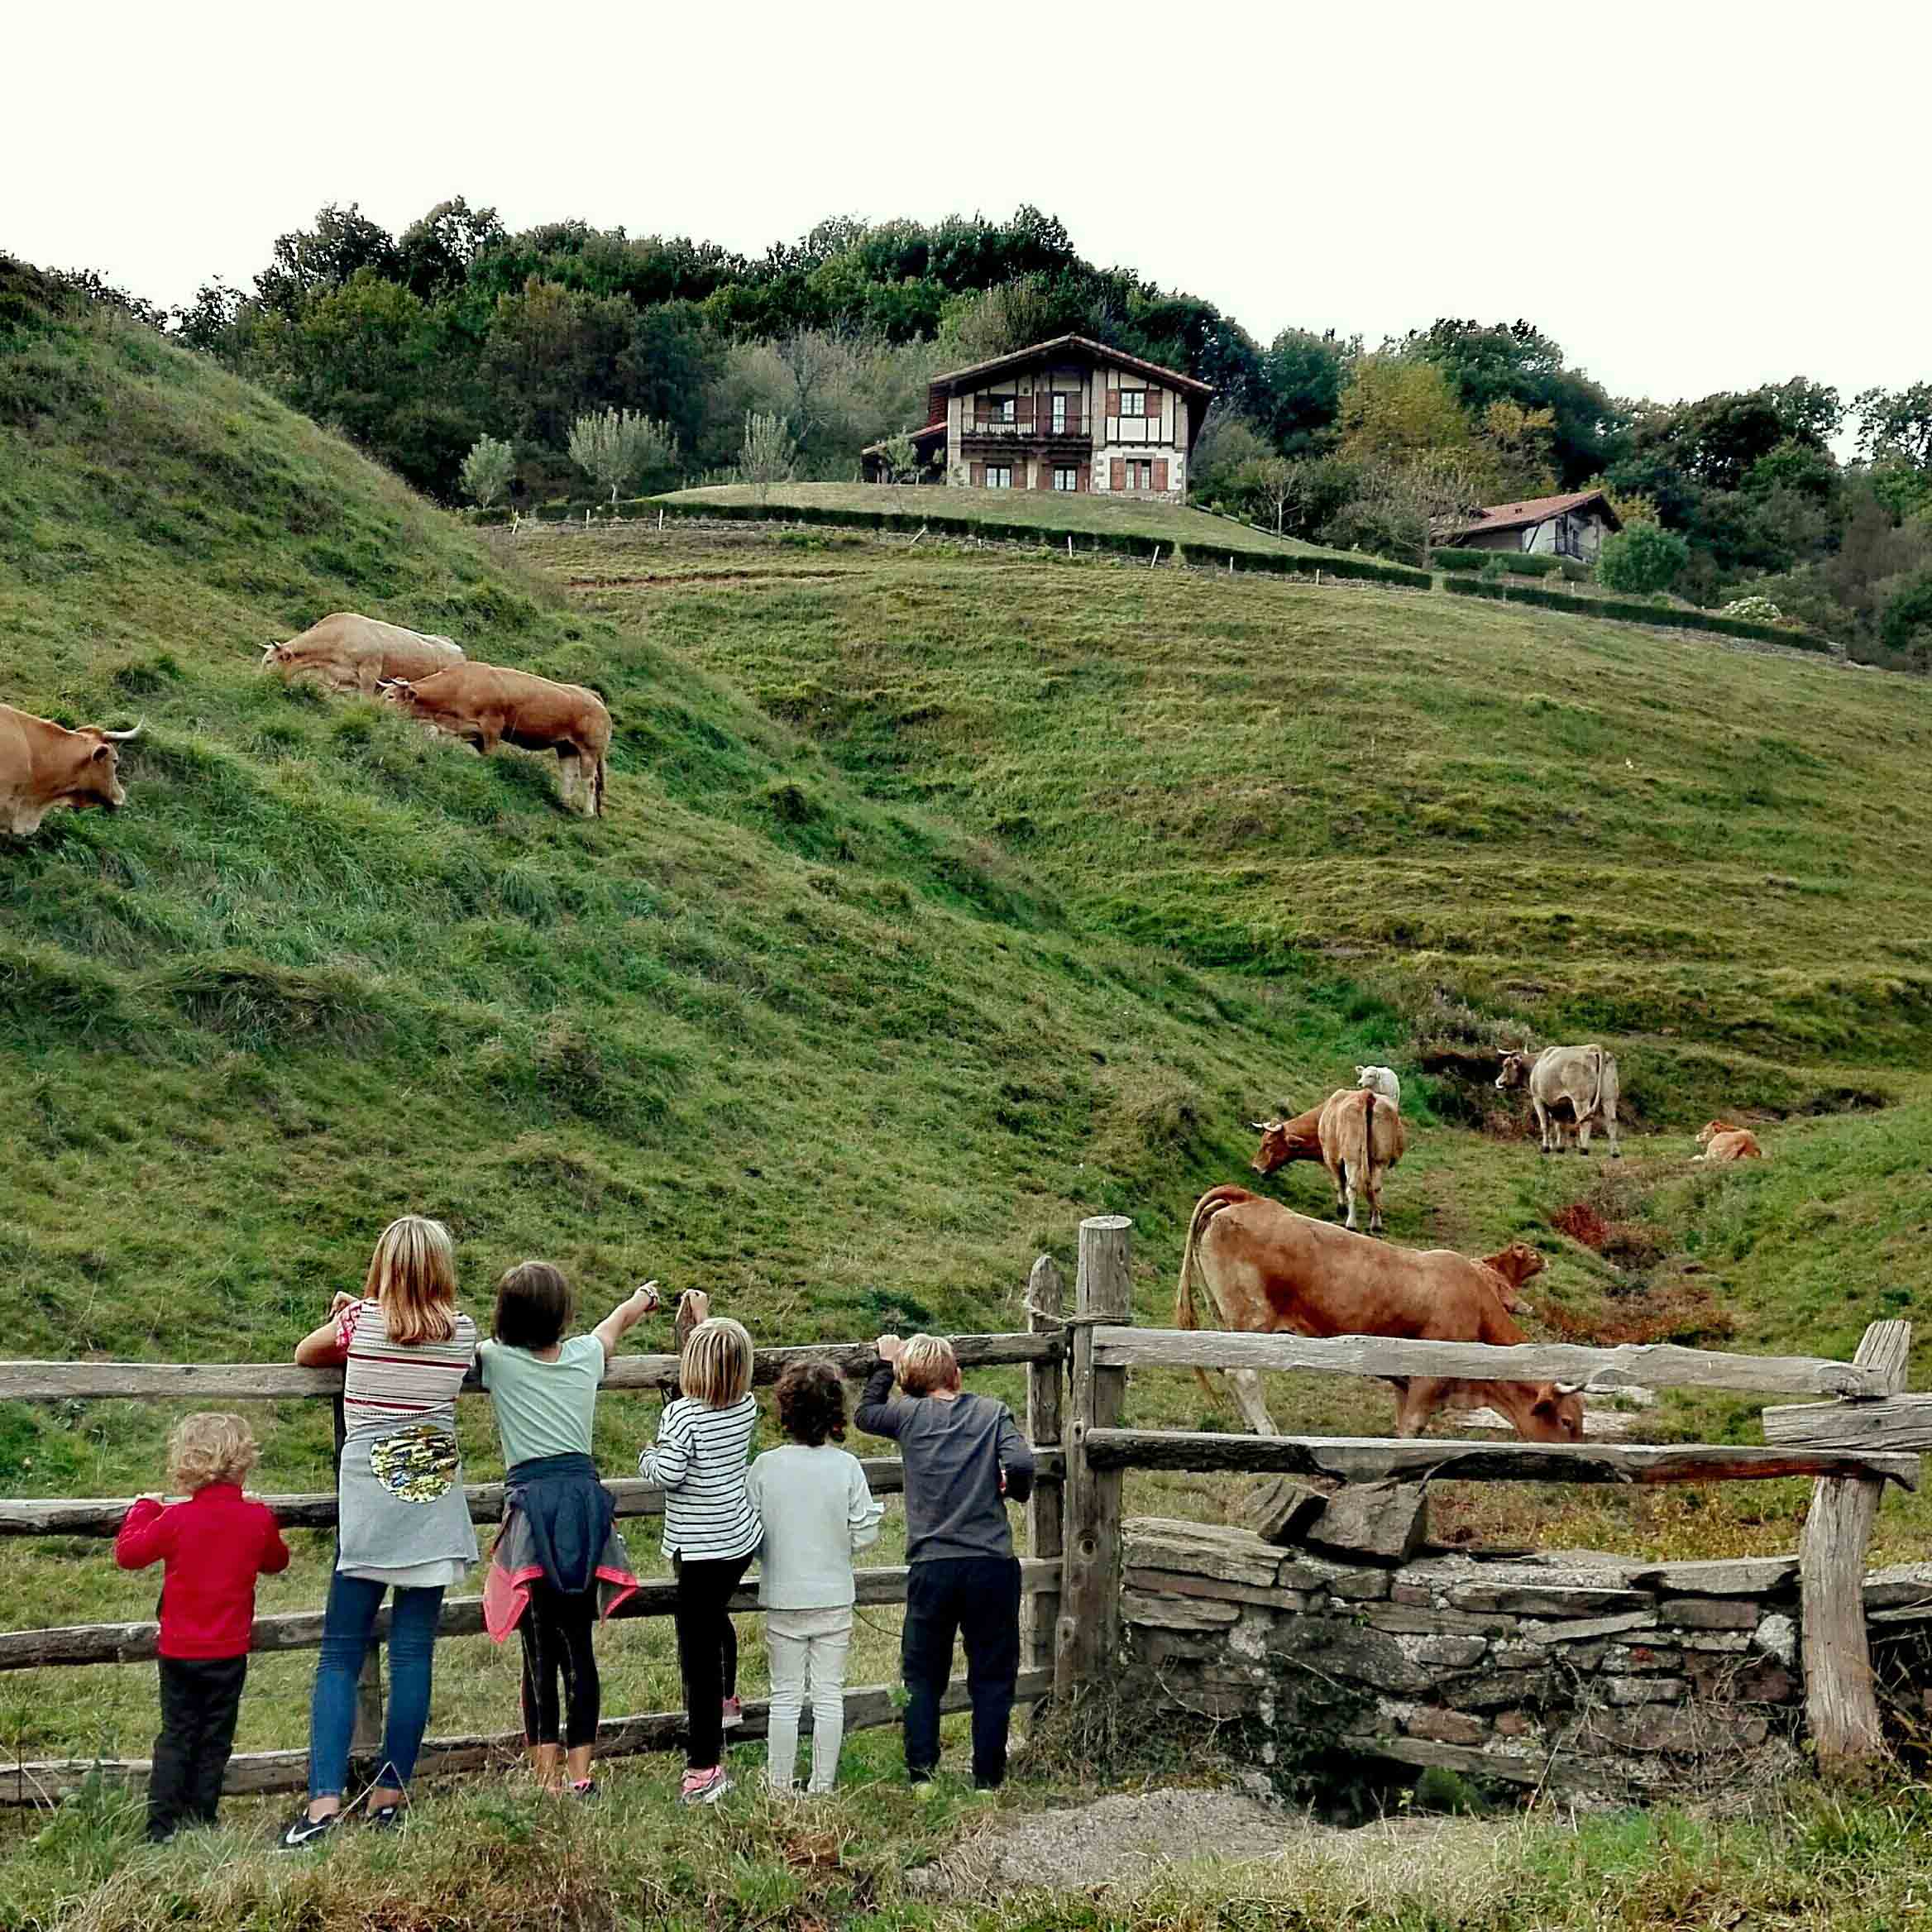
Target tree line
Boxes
[120,200,1930,664]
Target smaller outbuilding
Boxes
[1443,489,1621,562]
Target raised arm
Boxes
[854,1336,904,1440]
[592,1281,661,1363]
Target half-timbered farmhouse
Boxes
[861,335,1212,503]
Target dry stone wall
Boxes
[1122,1517,1932,1802]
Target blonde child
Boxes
[638,1310,760,1805]
[115,1413,289,1841]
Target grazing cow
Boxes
[1,705,142,835]
[1251,1088,1407,1235]
[1694,1120,1764,1164]
[1174,1187,1581,1441]
[1496,1045,1623,1158]
[260,613,465,695]
[1356,1064,1402,1107]
[379,663,612,815]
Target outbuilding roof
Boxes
[1447,489,1621,542]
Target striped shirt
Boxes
[335,1299,477,1437]
[638,1394,761,1561]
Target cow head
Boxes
[1491,1378,1585,1442]
[1695,1120,1738,1147]
[1250,1117,1321,1174]
[1479,1241,1547,1310]
[375,677,423,715]
[69,721,142,811]
[1495,1050,1534,1092]
[259,643,295,673]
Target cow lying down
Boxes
[1695,1120,1765,1163]
[1175,1185,1582,1442]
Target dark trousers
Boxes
[672,1552,753,1769]
[519,1581,601,1749]
[901,1555,1021,1788]
[149,1653,248,1840]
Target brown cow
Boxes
[1,705,143,835]
[1174,1186,1581,1442]
[378,664,611,815]
[1695,1120,1764,1164]
[260,613,465,695]
[1251,1088,1407,1235]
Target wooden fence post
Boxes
[1024,1255,1066,1677]
[332,1396,385,1757]
[1054,1215,1131,1700]
[1801,1317,1911,1779]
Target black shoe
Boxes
[275,1809,339,1852]
[366,1804,404,1831]
[568,1780,599,1801]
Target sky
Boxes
[6,0,1927,418]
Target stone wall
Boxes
[1122,1516,1932,1802]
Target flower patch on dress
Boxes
[370,1423,460,1504]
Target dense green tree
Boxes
[1599,523,1691,595]
[1256,329,1351,456]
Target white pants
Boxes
[764,1606,853,1793]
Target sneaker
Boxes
[568,1779,599,1801]
[366,1804,404,1831]
[720,1696,744,1730]
[909,1777,941,1800]
[275,1808,339,1852]
[680,1767,732,1806]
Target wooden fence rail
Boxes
[0,1452,1067,1539]
[0,1559,1064,1671]
[0,1668,1057,1805]
[0,1332,1056,1404]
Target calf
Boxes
[1694,1120,1764,1164]
[1356,1064,1402,1106]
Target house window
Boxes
[989,396,1016,423]
[1119,390,1145,418]
[1126,459,1154,490]
[1051,394,1068,433]
[986,465,1013,489]
[1053,466,1078,491]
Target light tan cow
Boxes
[378,663,612,815]
[260,613,465,695]
[1694,1120,1764,1164]
[1174,1186,1578,1439]
[1,705,142,835]
[1497,1045,1623,1157]
[1251,1088,1407,1235]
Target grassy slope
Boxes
[655,479,1349,560]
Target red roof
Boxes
[929,333,1214,397]
[1447,490,1620,542]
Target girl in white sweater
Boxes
[745,1359,883,1794]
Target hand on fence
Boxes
[327,1292,360,1320]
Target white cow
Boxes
[1496,1045,1623,1158]
[1355,1064,1402,1107]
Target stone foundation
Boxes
[1123,1518,1932,1802]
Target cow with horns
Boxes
[2,705,143,836]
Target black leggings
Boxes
[518,1582,600,1749]
[672,1552,752,1769]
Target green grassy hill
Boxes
[6,261,1932,1842]
[654,479,1349,560]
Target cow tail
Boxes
[593,749,607,817]
[1585,1047,1605,1124]
[1174,1191,1223,1405]
[1362,1088,1375,1185]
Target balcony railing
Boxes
[964,415,1088,438]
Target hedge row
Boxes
[1435,548,1565,577]
[1441,576,1830,651]
[471,495,1432,587]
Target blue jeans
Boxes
[307,1571,447,1800]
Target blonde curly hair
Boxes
[168,1413,261,1493]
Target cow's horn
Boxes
[101,720,145,741]
[1552,1381,1584,1397]
[1249,1120,1270,1132]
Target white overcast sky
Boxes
[5,0,1926,414]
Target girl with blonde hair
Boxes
[280,1215,479,1848]
[637,1299,761,1805]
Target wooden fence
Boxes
[0,1212,1924,1800]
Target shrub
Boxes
[458,434,516,509]
[1436,548,1563,578]
[1723,594,1785,624]
[1599,523,1691,595]
[1479,553,1509,581]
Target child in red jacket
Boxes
[115,1413,290,1840]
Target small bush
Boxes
[1599,524,1691,595]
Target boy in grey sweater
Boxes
[857,1332,1034,1789]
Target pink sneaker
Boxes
[681,1767,731,1806]
[721,1695,744,1730]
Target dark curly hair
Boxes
[775,1357,847,1447]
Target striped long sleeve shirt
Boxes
[638,1394,761,1561]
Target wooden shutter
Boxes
[1144,388,1160,431]
[1106,390,1121,426]
[971,461,984,488]
[1109,457,1126,492]
[1016,389,1034,426]
[1154,458,1169,494]
[1077,461,1090,492]
[1036,458,1053,490]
